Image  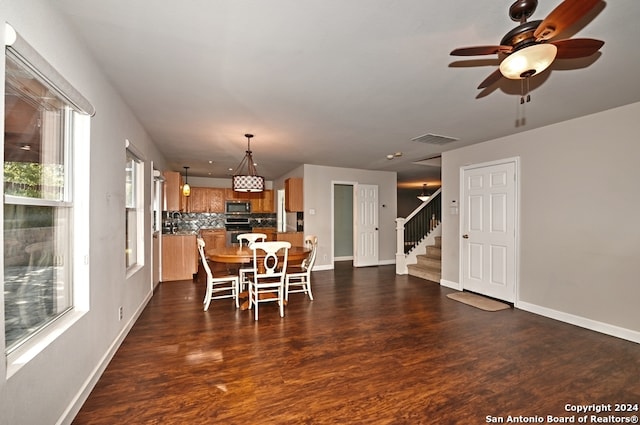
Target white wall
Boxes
[301,164,397,268]
[441,102,640,339]
[0,1,167,424]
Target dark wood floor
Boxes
[73,262,640,424]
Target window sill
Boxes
[125,264,144,279]
[6,309,87,379]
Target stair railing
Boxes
[395,188,441,273]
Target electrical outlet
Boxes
[118,306,123,321]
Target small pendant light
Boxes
[182,166,191,197]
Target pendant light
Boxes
[232,133,264,193]
[182,166,191,197]
[417,184,430,202]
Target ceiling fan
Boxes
[450,0,604,102]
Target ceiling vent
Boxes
[411,133,459,145]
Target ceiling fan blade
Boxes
[450,45,511,56]
[552,38,605,59]
[534,0,601,41]
[477,69,503,89]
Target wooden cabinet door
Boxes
[162,234,196,281]
[201,229,226,252]
[261,189,274,213]
[163,171,183,212]
[187,188,225,213]
[208,188,225,213]
[285,178,303,212]
[225,188,246,201]
[212,232,226,250]
[187,187,206,212]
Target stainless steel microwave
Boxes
[225,200,251,214]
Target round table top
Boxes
[207,245,310,264]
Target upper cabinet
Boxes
[188,187,225,213]
[285,178,303,212]
[163,171,183,212]
[251,189,274,213]
[162,177,274,213]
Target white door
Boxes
[461,159,517,302]
[353,184,379,267]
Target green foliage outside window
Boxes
[4,161,64,199]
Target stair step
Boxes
[425,245,441,259]
[407,264,441,283]
[415,254,441,268]
[434,236,441,247]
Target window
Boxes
[125,148,144,270]
[3,28,93,355]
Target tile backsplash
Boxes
[163,212,276,234]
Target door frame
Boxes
[331,180,357,265]
[458,157,520,304]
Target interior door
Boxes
[353,184,379,267]
[461,159,517,302]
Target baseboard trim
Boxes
[58,290,154,425]
[378,259,395,266]
[334,256,353,261]
[517,301,640,344]
[440,279,461,290]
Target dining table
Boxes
[206,245,310,310]
[206,245,310,266]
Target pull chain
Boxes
[520,77,532,104]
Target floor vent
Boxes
[411,133,459,145]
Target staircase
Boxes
[407,236,441,283]
[395,188,442,279]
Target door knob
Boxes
[462,234,469,239]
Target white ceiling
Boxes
[53,0,640,188]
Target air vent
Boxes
[411,133,459,145]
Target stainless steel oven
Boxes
[225,217,252,246]
[225,200,251,214]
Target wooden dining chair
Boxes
[247,241,291,321]
[197,238,239,311]
[285,235,318,301]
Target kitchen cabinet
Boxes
[225,188,245,201]
[261,189,274,213]
[200,229,226,252]
[163,171,185,212]
[276,231,304,247]
[285,178,303,212]
[188,187,225,213]
[161,234,197,281]
[249,189,274,213]
[252,227,276,241]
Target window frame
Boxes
[125,144,145,274]
[3,25,93,374]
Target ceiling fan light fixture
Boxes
[232,133,264,193]
[417,184,431,202]
[499,43,557,79]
